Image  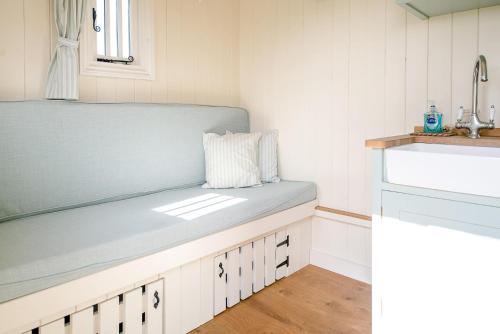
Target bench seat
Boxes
[0,181,316,303]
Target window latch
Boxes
[97,56,135,65]
[92,8,101,32]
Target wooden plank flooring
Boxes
[192,265,371,334]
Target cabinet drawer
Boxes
[29,279,164,334]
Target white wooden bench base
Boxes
[1,200,316,334]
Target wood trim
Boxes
[316,206,372,221]
[366,132,500,149]
[414,126,500,137]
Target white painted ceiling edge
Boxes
[397,0,500,19]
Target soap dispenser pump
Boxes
[424,104,443,133]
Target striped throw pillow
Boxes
[227,130,280,183]
[259,130,280,183]
[203,132,262,189]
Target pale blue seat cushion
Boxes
[0,101,249,222]
[0,181,316,303]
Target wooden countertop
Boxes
[366,128,500,149]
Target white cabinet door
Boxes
[240,243,253,300]
[213,254,227,315]
[200,256,214,324]
[275,230,288,280]
[40,319,64,334]
[181,260,202,333]
[72,308,94,334]
[99,297,119,334]
[124,288,143,334]
[163,267,182,334]
[145,280,163,334]
[253,238,265,293]
[226,249,240,307]
[264,234,276,286]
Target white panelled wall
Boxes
[240,0,500,283]
[0,0,240,106]
[2,0,500,284]
[240,0,500,216]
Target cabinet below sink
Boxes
[371,144,500,334]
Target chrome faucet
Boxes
[455,55,495,138]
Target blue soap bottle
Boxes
[424,105,443,133]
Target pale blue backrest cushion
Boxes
[0,101,249,222]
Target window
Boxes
[94,0,132,62]
[80,0,154,80]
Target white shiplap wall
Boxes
[240,1,500,281]
[240,0,500,217]
[3,0,498,216]
[0,0,240,106]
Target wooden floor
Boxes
[192,265,371,334]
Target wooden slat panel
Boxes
[163,267,182,334]
[428,14,452,123]
[181,261,201,333]
[330,0,350,211]
[200,256,214,324]
[124,288,142,334]
[146,280,163,334]
[287,222,302,275]
[99,297,119,334]
[225,249,240,308]
[114,79,135,102]
[71,307,94,334]
[478,6,500,124]
[134,81,152,103]
[252,238,265,293]
[151,0,167,103]
[451,10,478,122]
[385,1,407,136]
[40,319,64,334]
[165,0,182,102]
[405,12,429,132]
[239,243,253,300]
[96,78,117,103]
[0,0,25,100]
[213,254,226,316]
[299,218,312,269]
[24,0,51,100]
[79,75,97,102]
[264,234,276,286]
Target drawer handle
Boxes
[218,262,224,278]
[153,291,160,309]
[276,235,289,248]
[276,256,289,269]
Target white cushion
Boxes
[203,132,262,188]
[258,130,280,183]
[227,130,280,183]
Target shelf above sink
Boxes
[397,0,500,19]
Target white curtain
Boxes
[45,0,87,100]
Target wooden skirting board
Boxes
[316,206,371,221]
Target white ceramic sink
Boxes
[384,143,500,198]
